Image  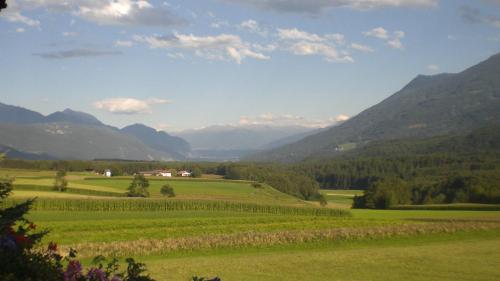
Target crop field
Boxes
[2,168,500,280]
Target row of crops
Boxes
[2,198,351,217]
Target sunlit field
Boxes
[2,168,500,280]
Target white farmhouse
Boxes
[104,169,112,177]
[179,170,191,177]
[159,171,172,177]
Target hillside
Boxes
[341,125,500,159]
[0,123,175,160]
[248,53,500,162]
[0,104,190,160]
[121,124,191,160]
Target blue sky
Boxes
[1,0,499,131]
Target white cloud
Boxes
[278,28,325,42]
[288,41,354,63]
[225,0,437,15]
[3,0,184,27]
[134,33,270,64]
[238,113,350,128]
[363,27,389,39]
[364,27,406,49]
[240,19,268,36]
[115,40,134,47]
[276,28,352,63]
[1,0,40,27]
[94,97,171,114]
[16,27,26,33]
[325,33,346,45]
[62,31,78,37]
[387,38,404,49]
[427,64,440,72]
[350,43,374,52]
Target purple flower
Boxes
[64,260,83,281]
[87,267,107,281]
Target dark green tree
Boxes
[127,174,150,197]
[53,170,68,192]
[191,167,203,178]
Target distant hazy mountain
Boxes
[122,124,191,159]
[248,53,500,162]
[0,104,190,161]
[261,127,326,150]
[0,102,45,124]
[174,124,317,161]
[45,109,104,126]
[175,125,315,151]
[0,122,176,160]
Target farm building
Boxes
[178,170,192,177]
[158,170,173,177]
[139,170,175,177]
[104,169,112,177]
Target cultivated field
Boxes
[2,168,500,280]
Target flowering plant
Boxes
[0,177,155,281]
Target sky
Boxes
[0,0,499,132]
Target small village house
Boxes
[104,169,112,177]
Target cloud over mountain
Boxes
[94,97,171,115]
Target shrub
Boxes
[160,184,176,198]
[251,182,263,189]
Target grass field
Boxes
[9,171,306,205]
[2,168,500,280]
[320,189,363,208]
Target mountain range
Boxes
[0,104,317,161]
[2,53,499,162]
[174,125,318,161]
[0,106,190,161]
[247,52,500,162]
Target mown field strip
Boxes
[61,221,500,258]
[13,184,125,197]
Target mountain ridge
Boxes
[0,104,189,161]
[247,52,500,162]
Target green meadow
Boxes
[3,168,500,280]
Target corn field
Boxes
[1,198,351,217]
